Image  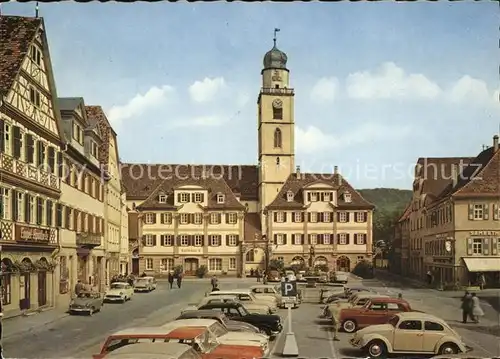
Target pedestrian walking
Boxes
[460,291,473,323]
[74,280,84,296]
[331,314,340,341]
[210,275,218,291]
[168,271,174,289]
[176,272,183,289]
[478,273,486,290]
[212,285,220,291]
[471,293,484,323]
[256,269,261,283]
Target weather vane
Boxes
[273,28,280,47]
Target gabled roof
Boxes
[266,173,374,210]
[121,164,259,201]
[397,202,412,223]
[0,15,41,98]
[58,97,82,113]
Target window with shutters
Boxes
[338,212,347,222]
[26,134,35,164]
[14,191,23,222]
[323,192,331,202]
[179,193,190,203]
[274,233,284,245]
[158,194,167,203]
[180,235,190,246]
[160,213,172,224]
[210,213,220,224]
[30,44,42,66]
[145,258,153,270]
[323,234,331,245]
[338,233,347,245]
[355,233,366,245]
[161,235,173,246]
[2,122,11,155]
[47,147,55,173]
[193,235,203,246]
[472,238,482,254]
[209,258,222,271]
[46,200,53,226]
[36,141,46,167]
[145,213,155,224]
[160,258,174,272]
[193,193,204,203]
[229,258,236,270]
[227,213,237,224]
[356,212,366,222]
[473,204,484,220]
[145,234,155,246]
[309,234,317,245]
[227,235,238,246]
[12,126,22,159]
[275,212,284,223]
[210,235,220,246]
[310,212,318,223]
[179,214,189,224]
[29,86,41,107]
[216,194,225,204]
[193,213,203,225]
[323,212,331,222]
[0,188,10,220]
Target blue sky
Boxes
[4,2,499,189]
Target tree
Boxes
[269,258,284,272]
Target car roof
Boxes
[111,282,129,285]
[216,289,251,294]
[355,293,385,298]
[178,310,225,319]
[206,295,237,299]
[105,343,193,358]
[395,312,444,321]
[170,319,218,327]
[368,297,407,303]
[202,302,239,308]
[110,326,206,339]
[250,285,274,289]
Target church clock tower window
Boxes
[274,128,282,148]
[272,99,283,119]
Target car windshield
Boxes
[135,279,148,284]
[238,306,249,316]
[77,292,92,298]
[388,315,400,327]
[111,283,127,289]
[210,322,229,337]
[219,314,229,324]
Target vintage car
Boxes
[266,270,281,282]
[176,310,260,333]
[69,292,103,315]
[333,271,349,283]
[102,342,201,358]
[208,289,278,313]
[93,325,264,359]
[134,277,156,292]
[349,312,472,358]
[104,282,134,303]
[327,292,387,319]
[164,319,270,356]
[182,295,270,315]
[251,284,301,308]
[339,297,417,333]
[198,301,282,338]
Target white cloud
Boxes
[310,77,339,103]
[448,75,492,104]
[346,62,442,100]
[167,115,227,129]
[107,85,175,125]
[189,77,226,103]
[296,123,412,154]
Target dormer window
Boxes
[286,190,294,202]
[323,192,331,202]
[344,192,352,203]
[158,194,167,203]
[217,194,225,204]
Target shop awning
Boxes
[463,257,500,272]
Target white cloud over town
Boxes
[310,77,339,103]
[188,77,226,103]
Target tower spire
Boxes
[35,2,39,17]
[273,28,280,47]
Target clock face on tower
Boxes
[272,99,283,109]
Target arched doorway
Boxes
[184,258,199,275]
[1,258,13,307]
[245,250,255,262]
[20,258,33,310]
[314,256,328,268]
[37,258,48,307]
[336,256,351,272]
[131,249,139,275]
[291,256,305,265]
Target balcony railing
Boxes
[0,153,60,191]
[76,233,102,247]
[260,87,294,96]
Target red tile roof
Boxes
[0,15,41,97]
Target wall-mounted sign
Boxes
[179,247,203,254]
[15,225,50,243]
[470,231,499,237]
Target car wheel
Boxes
[366,340,387,358]
[438,343,459,355]
[89,308,94,316]
[342,319,357,333]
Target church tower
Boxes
[258,30,295,216]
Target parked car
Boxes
[266,270,281,282]
[104,282,134,303]
[166,319,269,356]
[176,310,260,333]
[197,301,282,338]
[207,289,278,313]
[134,277,156,292]
[93,324,264,359]
[101,342,201,358]
[349,312,472,358]
[250,284,283,306]
[182,295,270,315]
[327,293,387,320]
[339,297,417,333]
[333,271,349,283]
[69,292,103,315]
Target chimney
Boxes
[493,135,499,152]
[296,165,301,177]
[334,166,338,175]
[451,164,458,187]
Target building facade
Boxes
[395,136,500,288]
[121,40,374,276]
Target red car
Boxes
[339,297,416,333]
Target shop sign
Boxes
[179,247,203,254]
[15,225,50,243]
[469,231,499,236]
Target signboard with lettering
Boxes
[15,225,50,243]
[179,247,203,254]
[469,231,499,236]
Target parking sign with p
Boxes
[281,281,297,297]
